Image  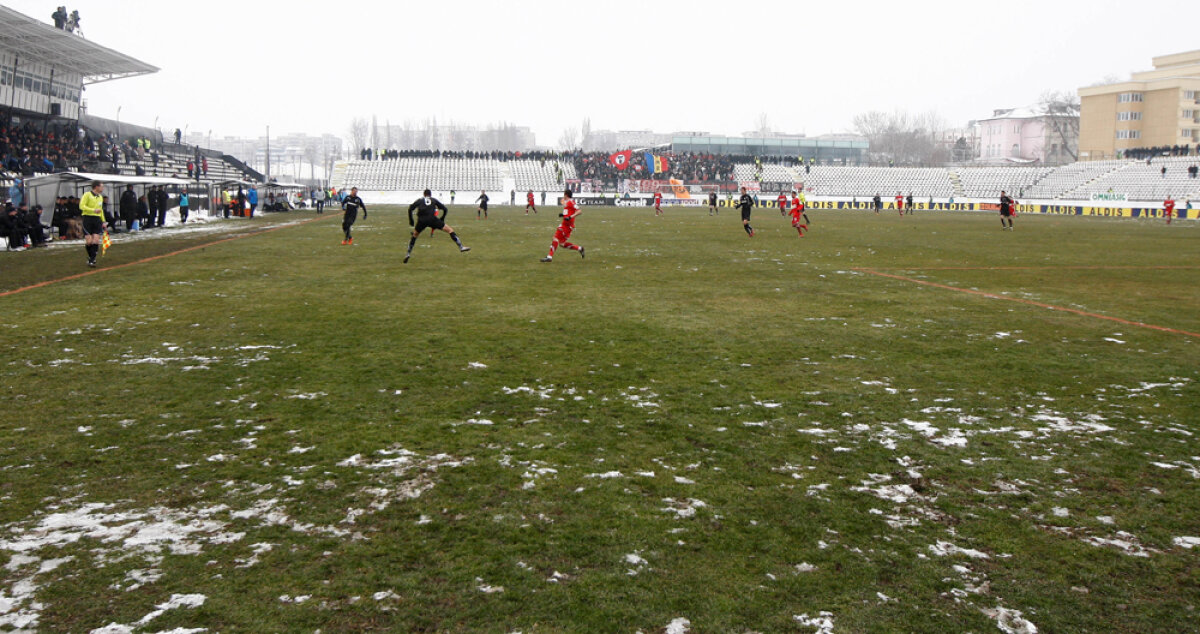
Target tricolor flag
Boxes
[608,150,632,170]
[101,231,112,256]
[644,153,671,175]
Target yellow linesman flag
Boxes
[101,231,112,256]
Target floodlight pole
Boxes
[266,125,271,181]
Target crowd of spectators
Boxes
[358,148,569,162]
[1,114,84,176]
[1123,144,1200,160]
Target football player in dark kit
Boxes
[341,186,367,245]
[708,191,718,215]
[405,189,470,263]
[999,190,1015,230]
[476,190,489,220]
[736,186,756,237]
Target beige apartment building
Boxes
[1078,49,1200,159]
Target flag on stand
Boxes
[101,231,112,256]
[644,153,670,175]
[608,150,632,170]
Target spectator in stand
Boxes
[2,202,28,250]
[7,178,22,208]
[119,184,138,231]
[248,186,258,215]
[25,204,49,247]
[137,194,149,230]
[186,160,194,178]
[51,6,67,28]
[156,187,170,227]
[147,185,159,228]
[174,128,182,144]
[179,188,190,224]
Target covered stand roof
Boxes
[25,171,197,188]
[0,6,158,84]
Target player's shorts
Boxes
[554,226,573,241]
[415,216,446,233]
[479,202,488,210]
[1000,209,1012,217]
[82,215,105,236]
[343,209,358,225]
[741,209,752,221]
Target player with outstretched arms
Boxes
[404,189,470,263]
[540,189,584,262]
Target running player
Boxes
[737,187,756,237]
[999,190,1015,230]
[654,191,664,216]
[404,189,470,263]
[540,189,584,262]
[476,190,489,220]
[1164,195,1175,225]
[708,191,718,216]
[895,192,904,216]
[341,187,367,245]
[789,190,808,237]
[525,190,537,215]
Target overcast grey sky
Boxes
[5,0,1193,147]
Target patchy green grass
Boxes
[1,206,1198,632]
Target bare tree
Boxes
[347,117,368,156]
[852,109,946,165]
[1037,90,1080,163]
[754,112,771,137]
[557,126,580,150]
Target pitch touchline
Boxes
[0,216,334,299]
[864,265,1200,271]
[853,268,1200,339]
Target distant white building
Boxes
[977,107,1077,165]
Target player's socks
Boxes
[449,232,464,248]
[804,214,810,224]
[744,224,753,236]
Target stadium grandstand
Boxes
[1,4,262,226]
[334,150,1200,205]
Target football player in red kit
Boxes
[895,192,905,216]
[526,190,537,215]
[654,191,664,216]
[777,192,788,216]
[1164,196,1176,224]
[789,190,808,237]
[540,189,585,262]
